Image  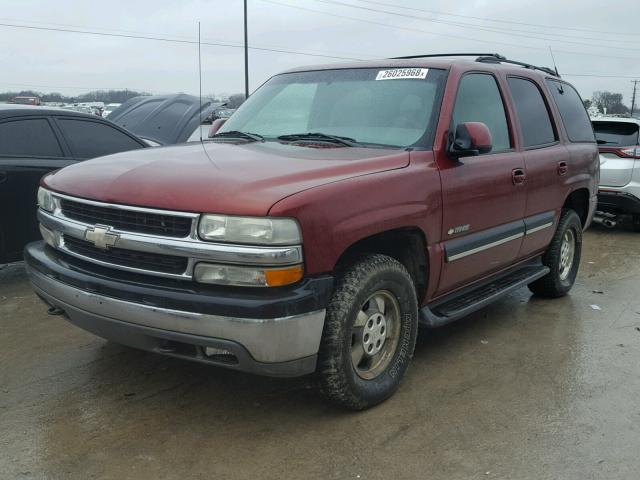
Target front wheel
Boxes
[528,209,582,298]
[316,254,418,410]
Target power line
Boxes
[339,0,640,45]
[261,0,545,52]
[0,22,365,61]
[348,0,640,38]
[310,0,640,52]
[262,0,640,62]
[564,73,640,79]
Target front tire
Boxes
[317,254,418,410]
[528,209,582,298]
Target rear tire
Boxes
[316,254,418,410]
[528,209,582,298]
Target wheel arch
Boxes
[563,188,590,227]
[334,227,429,303]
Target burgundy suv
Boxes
[26,54,598,410]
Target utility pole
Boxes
[244,0,249,99]
[631,80,638,118]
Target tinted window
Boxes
[0,118,62,157]
[592,121,639,147]
[452,74,511,152]
[57,119,143,159]
[545,80,595,143]
[508,77,556,147]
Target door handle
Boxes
[0,171,7,184]
[557,161,568,176]
[512,168,526,185]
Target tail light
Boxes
[617,147,640,159]
[599,146,640,159]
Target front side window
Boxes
[220,68,446,148]
[507,77,556,147]
[545,80,595,143]
[0,118,63,157]
[57,119,144,159]
[451,73,511,153]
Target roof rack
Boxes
[476,55,560,77]
[388,53,560,78]
[390,53,505,60]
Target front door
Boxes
[436,72,526,295]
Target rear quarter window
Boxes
[545,80,595,143]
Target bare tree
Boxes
[592,91,629,115]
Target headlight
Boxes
[37,187,55,212]
[194,263,303,287]
[198,215,301,245]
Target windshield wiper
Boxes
[597,139,617,145]
[212,130,264,142]
[277,132,359,146]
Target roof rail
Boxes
[388,53,560,77]
[476,55,560,77]
[389,53,506,60]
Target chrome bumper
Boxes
[28,267,326,368]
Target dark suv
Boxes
[25,54,598,409]
[0,105,146,263]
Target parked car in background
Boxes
[102,103,121,118]
[9,96,41,106]
[592,118,640,228]
[0,105,147,263]
[26,54,598,409]
[107,94,220,145]
[186,107,236,142]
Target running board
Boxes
[419,262,550,328]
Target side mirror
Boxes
[208,118,228,138]
[448,122,492,158]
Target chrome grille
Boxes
[63,235,189,275]
[60,198,193,238]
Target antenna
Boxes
[198,21,203,142]
[548,46,559,77]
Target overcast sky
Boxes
[1,0,639,103]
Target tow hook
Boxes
[593,211,617,229]
[47,306,65,316]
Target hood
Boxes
[108,94,221,145]
[43,141,409,215]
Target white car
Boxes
[592,117,640,229]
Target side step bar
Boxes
[419,261,550,328]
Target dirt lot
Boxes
[1,225,640,480]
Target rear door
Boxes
[436,72,526,294]
[0,117,73,262]
[592,120,639,187]
[506,76,567,258]
[53,117,146,159]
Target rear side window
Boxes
[0,118,63,157]
[507,77,556,147]
[452,73,511,153]
[545,80,595,143]
[592,121,639,147]
[57,119,143,159]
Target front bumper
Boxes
[25,241,333,377]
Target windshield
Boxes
[219,67,446,148]
[593,121,639,146]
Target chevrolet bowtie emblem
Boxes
[84,225,119,250]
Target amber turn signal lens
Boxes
[264,265,304,287]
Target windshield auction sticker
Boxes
[375,68,429,80]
